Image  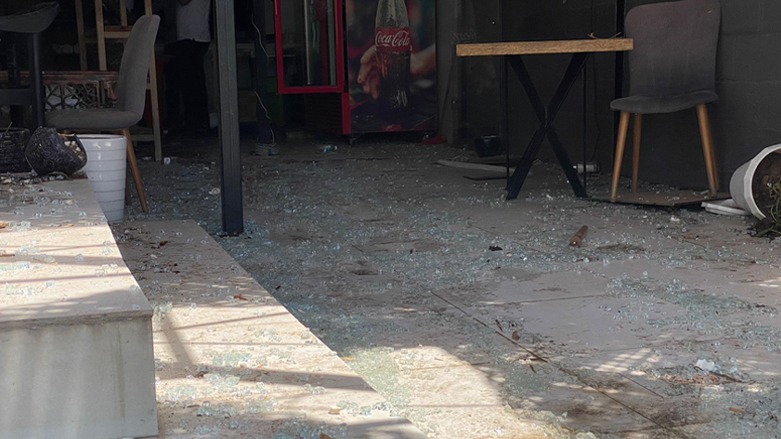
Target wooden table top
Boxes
[457,39,634,57]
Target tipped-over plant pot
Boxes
[730,144,781,220]
[25,128,87,177]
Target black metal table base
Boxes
[0,32,46,129]
[505,53,591,200]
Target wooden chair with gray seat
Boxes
[610,0,721,202]
[46,15,160,213]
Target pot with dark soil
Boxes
[752,153,781,216]
[751,153,781,237]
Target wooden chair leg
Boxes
[94,0,107,71]
[610,111,631,202]
[121,128,149,213]
[632,114,642,193]
[696,104,719,195]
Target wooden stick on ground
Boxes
[569,225,589,247]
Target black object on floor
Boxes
[475,136,502,158]
[25,128,87,176]
[0,127,31,173]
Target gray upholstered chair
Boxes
[609,0,721,202]
[46,15,160,213]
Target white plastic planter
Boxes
[730,144,781,220]
[79,134,127,222]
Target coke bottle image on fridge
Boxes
[273,0,435,135]
[375,0,411,119]
[349,0,437,133]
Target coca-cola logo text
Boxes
[375,28,411,52]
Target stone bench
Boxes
[0,179,157,439]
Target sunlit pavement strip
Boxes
[115,220,427,438]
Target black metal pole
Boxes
[500,0,510,182]
[253,0,269,87]
[215,0,244,235]
[583,57,588,196]
[613,0,626,156]
[30,32,45,128]
[253,0,273,146]
[8,35,24,127]
[502,56,510,182]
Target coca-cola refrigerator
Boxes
[273,0,437,136]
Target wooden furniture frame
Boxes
[0,70,118,110]
[609,105,718,202]
[74,0,163,162]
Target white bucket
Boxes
[79,134,127,222]
[729,143,781,220]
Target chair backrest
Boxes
[626,0,720,98]
[0,2,60,34]
[117,15,160,117]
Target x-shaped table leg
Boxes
[505,53,590,200]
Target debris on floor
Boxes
[114,221,427,439]
[701,199,750,217]
[119,138,781,438]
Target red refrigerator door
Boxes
[346,0,437,134]
[274,0,345,94]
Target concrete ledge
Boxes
[0,179,157,439]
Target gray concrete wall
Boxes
[465,0,781,189]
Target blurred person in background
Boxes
[166,0,211,135]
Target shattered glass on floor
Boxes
[119,138,781,438]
